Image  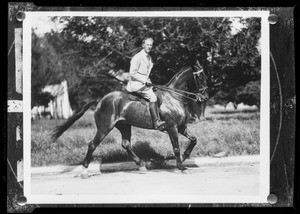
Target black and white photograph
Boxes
[21,10,270,204]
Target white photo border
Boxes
[23,10,270,204]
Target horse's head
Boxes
[165,62,209,103]
[190,61,209,102]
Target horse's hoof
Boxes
[80,173,89,179]
[181,167,190,174]
[79,166,89,179]
[181,155,188,163]
[139,166,147,173]
[200,116,206,121]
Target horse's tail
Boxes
[51,100,98,141]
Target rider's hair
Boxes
[142,37,154,45]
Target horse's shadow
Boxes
[132,141,166,162]
[64,141,198,175]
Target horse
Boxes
[51,63,209,178]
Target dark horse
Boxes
[51,64,209,178]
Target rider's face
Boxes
[142,40,153,54]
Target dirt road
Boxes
[30,156,260,198]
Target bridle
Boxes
[152,67,208,103]
[192,68,208,100]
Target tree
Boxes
[206,17,261,97]
[207,87,241,109]
[31,31,62,107]
[208,80,260,108]
[236,80,260,108]
[33,16,261,109]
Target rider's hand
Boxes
[145,82,152,87]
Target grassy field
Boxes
[31,107,260,167]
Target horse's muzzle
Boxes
[196,93,208,102]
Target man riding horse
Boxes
[126,37,166,131]
[51,37,209,177]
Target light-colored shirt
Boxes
[126,49,153,92]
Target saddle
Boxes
[125,89,162,107]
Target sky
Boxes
[31,16,64,36]
[229,17,246,35]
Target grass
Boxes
[31,107,260,167]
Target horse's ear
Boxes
[196,60,202,69]
[195,60,207,77]
[193,60,203,72]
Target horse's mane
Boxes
[165,66,193,88]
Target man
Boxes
[126,37,166,131]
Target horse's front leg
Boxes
[178,125,197,163]
[167,126,188,171]
[199,102,206,121]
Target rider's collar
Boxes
[141,49,150,58]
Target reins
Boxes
[150,66,207,102]
[151,83,202,102]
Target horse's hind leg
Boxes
[80,129,110,178]
[115,123,147,172]
[82,130,107,168]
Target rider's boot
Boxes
[149,102,166,131]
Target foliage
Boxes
[32,91,54,107]
[208,87,242,108]
[208,80,260,108]
[237,81,261,107]
[31,31,63,107]
[31,16,261,108]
